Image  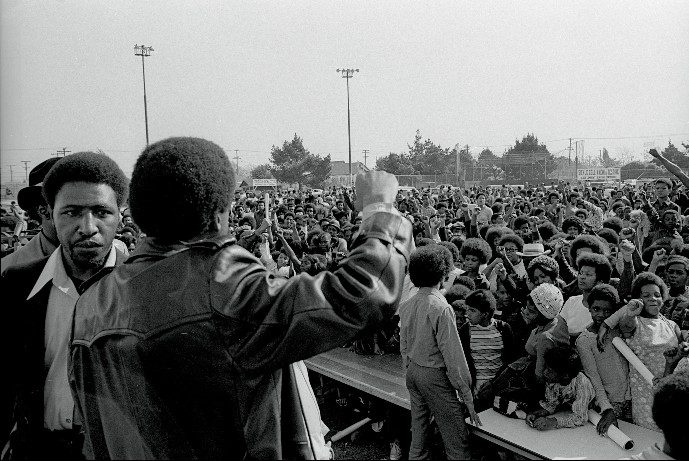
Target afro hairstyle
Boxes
[527,255,559,281]
[602,217,624,234]
[460,237,492,265]
[485,226,513,247]
[630,271,669,300]
[575,252,612,283]
[498,233,525,252]
[596,228,620,246]
[586,283,620,310]
[129,137,234,242]
[569,234,607,262]
[513,215,529,230]
[445,283,473,304]
[465,289,497,316]
[409,244,454,287]
[42,151,128,209]
[439,241,461,265]
[537,221,559,242]
[416,237,437,247]
[562,216,584,234]
[452,275,476,291]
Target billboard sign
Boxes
[576,168,621,182]
[252,178,277,187]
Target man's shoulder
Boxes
[2,254,50,281]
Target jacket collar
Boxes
[127,235,236,263]
[27,245,118,300]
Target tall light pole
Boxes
[336,68,359,187]
[134,44,154,145]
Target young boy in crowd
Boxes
[400,245,481,459]
[560,253,613,338]
[575,284,631,435]
[460,237,492,290]
[464,289,517,393]
[525,347,595,431]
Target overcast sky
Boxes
[2,0,688,182]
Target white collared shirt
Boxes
[27,245,117,430]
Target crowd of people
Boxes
[1,140,688,460]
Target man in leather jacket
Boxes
[69,137,414,459]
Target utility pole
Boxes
[20,161,31,182]
[233,150,241,177]
[336,68,359,187]
[54,147,71,158]
[134,44,154,146]
[455,143,460,186]
[362,149,369,167]
[8,165,15,183]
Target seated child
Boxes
[464,289,517,393]
[575,284,631,435]
[525,346,595,430]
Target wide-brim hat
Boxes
[17,157,61,210]
[516,243,551,257]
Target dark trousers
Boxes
[406,362,470,460]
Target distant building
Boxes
[327,161,370,186]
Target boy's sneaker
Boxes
[389,440,402,460]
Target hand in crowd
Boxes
[596,409,618,436]
[354,170,398,210]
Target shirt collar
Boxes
[27,244,117,300]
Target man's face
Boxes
[503,241,521,265]
[655,182,670,199]
[123,216,133,226]
[665,263,689,290]
[305,207,314,217]
[462,254,480,272]
[476,195,486,207]
[565,226,580,238]
[514,223,529,239]
[336,202,344,211]
[52,182,120,276]
[663,212,678,229]
[577,265,598,292]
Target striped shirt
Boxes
[469,320,504,390]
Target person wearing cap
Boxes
[660,255,689,333]
[1,158,61,274]
[521,283,569,383]
[1,152,129,459]
[68,137,413,459]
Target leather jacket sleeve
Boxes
[210,211,413,374]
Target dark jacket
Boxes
[1,248,127,460]
[69,211,413,460]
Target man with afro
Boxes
[400,244,481,459]
[2,151,129,459]
[68,137,414,459]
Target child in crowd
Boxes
[575,284,631,435]
[399,244,481,459]
[459,237,492,290]
[525,347,595,430]
[464,290,517,393]
[560,253,613,338]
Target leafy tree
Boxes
[375,152,415,174]
[477,148,504,180]
[501,134,556,183]
[250,163,273,179]
[651,141,689,169]
[407,130,453,174]
[269,134,331,188]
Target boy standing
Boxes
[400,245,482,459]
